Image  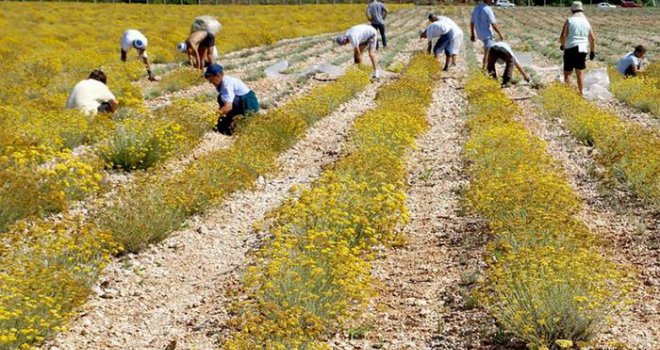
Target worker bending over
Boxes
[66,70,118,115]
[204,64,259,136]
[616,45,646,77]
[486,41,530,87]
[182,30,217,70]
[335,24,380,79]
[120,29,159,81]
[426,13,463,71]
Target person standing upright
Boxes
[366,0,389,49]
[470,0,504,70]
[559,1,596,95]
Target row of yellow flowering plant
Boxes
[0,66,371,349]
[223,53,438,348]
[539,82,659,205]
[608,62,659,117]
[464,72,634,349]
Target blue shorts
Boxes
[433,29,454,56]
[481,37,495,50]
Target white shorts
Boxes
[450,31,463,55]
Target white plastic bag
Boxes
[191,16,222,35]
[583,68,613,100]
[265,60,289,78]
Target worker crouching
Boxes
[204,64,259,136]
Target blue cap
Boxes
[204,63,224,77]
[133,39,146,50]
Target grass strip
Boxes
[464,72,633,349]
[223,53,438,349]
[539,81,659,206]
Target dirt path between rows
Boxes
[327,55,497,350]
[506,85,660,350]
[44,76,392,350]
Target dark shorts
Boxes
[200,31,216,49]
[563,46,587,72]
[433,29,454,56]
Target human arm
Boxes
[120,49,127,62]
[108,99,118,113]
[219,100,233,116]
[492,23,504,41]
[470,22,476,42]
[207,47,215,66]
[514,61,530,82]
[559,20,568,47]
[354,47,362,64]
[588,28,596,59]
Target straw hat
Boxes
[571,1,584,12]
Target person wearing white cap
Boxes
[426,13,463,71]
[181,30,217,70]
[559,1,596,95]
[120,29,159,81]
[335,24,380,79]
[470,0,504,70]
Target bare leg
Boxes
[443,53,450,71]
[482,47,488,70]
[368,48,379,77]
[563,70,572,86]
[451,54,457,66]
[575,69,584,96]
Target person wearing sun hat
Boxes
[559,1,596,95]
[204,64,259,136]
[120,29,159,81]
[335,24,380,79]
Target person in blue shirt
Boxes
[204,64,259,135]
[470,0,505,70]
[616,45,646,77]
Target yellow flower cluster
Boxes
[464,72,634,349]
[224,54,438,348]
[609,62,659,116]
[0,68,371,349]
[0,2,408,230]
[0,145,102,232]
[0,216,119,350]
[539,83,660,205]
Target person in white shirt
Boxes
[486,41,531,86]
[559,2,596,95]
[426,13,463,71]
[120,29,159,81]
[66,70,118,115]
[204,64,259,135]
[616,45,646,77]
[335,24,380,79]
[470,0,504,70]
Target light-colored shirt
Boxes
[491,41,518,63]
[437,16,463,37]
[65,79,116,115]
[346,25,378,48]
[367,1,388,25]
[616,52,641,74]
[424,21,452,42]
[471,3,497,42]
[565,13,591,52]
[218,76,251,103]
[120,29,148,58]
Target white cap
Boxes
[177,42,187,53]
[571,1,583,12]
